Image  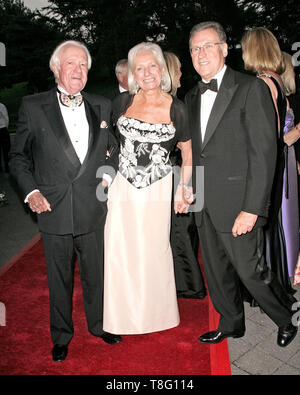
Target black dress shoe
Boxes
[198,330,245,344]
[100,332,122,345]
[277,323,298,347]
[52,344,68,362]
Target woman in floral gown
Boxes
[103,42,192,335]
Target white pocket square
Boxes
[100,120,108,128]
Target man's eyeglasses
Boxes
[190,42,223,55]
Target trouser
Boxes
[41,229,104,345]
[198,210,293,333]
[0,127,10,172]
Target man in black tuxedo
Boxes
[9,40,121,362]
[185,22,298,347]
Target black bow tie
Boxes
[57,89,83,108]
[198,79,218,94]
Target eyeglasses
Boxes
[190,42,223,55]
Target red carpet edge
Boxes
[208,296,231,375]
[0,233,231,375]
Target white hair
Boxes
[127,42,171,94]
[115,59,128,77]
[49,40,92,73]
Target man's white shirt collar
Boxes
[200,65,227,142]
[119,85,127,93]
[202,64,227,88]
[57,85,81,96]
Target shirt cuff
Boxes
[24,189,40,203]
[102,173,112,187]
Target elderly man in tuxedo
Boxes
[9,40,121,362]
[185,21,298,347]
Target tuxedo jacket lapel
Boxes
[42,88,81,169]
[202,67,238,151]
[190,86,203,151]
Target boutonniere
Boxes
[100,120,108,128]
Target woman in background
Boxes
[281,52,300,284]
[164,51,206,299]
[241,27,295,300]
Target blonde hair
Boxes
[241,27,285,75]
[127,42,171,94]
[281,52,296,96]
[164,52,181,96]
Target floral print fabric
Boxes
[117,116,176,189]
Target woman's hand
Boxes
[174,184,193,214]
[283,126,300,147]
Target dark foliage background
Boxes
[0,0,299,122]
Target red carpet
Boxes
[0,235,231,375]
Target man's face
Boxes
[190,28,228,81]
[53,45,88,95]
[117,69,128,90]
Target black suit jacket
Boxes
[105,87,122,101]
[9,88,119,236]
[185,67,278,232]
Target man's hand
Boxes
[232,211,258,237]
[28,191,51,214]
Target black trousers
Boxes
[198,210,293,333]
[41,229,104,345]
[0,127,10,172]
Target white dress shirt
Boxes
[200,65,227,142]
[57,85,89,164]
[119,85,127,93]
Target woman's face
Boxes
[133,51,163,92]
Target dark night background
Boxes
[0,0,299,130]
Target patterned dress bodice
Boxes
[117,116,176,189]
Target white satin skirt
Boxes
[103,171,180,334]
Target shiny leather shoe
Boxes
[52,344,68,362]
[198,330,245,344]
[277,323,298,347]
[100,332,122,345]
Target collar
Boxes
[202,65,227,89]
[57,85,81,96]
[119,85,128,93]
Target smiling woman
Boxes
[103,42,193,336]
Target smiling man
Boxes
[9,40,121,362]
[185,22,298,347]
